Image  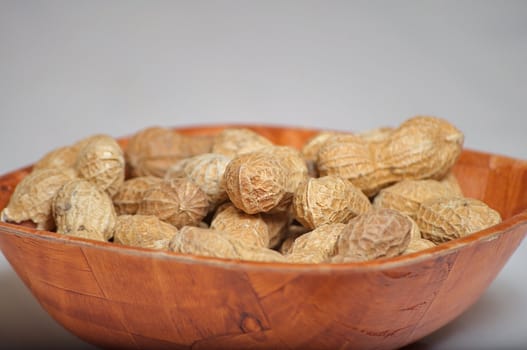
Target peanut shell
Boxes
[317,134,378,195]
[75,134,125,196]
[377,116,464,181]
[403,238,436,254]
[301,131,341,178]
[1,168,76,230]
[293,175,371,230]
[169,226,286,262]
[331,208,412,263]
[164,153,230,210]
[279,224,310,254]
[416,197,502,243]
[317,116,464,196]
[287,223,346,263]
[112,176,164,215]
[223,152,288,214]
[301,131,340,164]
[125,127,211,177]
[138,177,209,228]
[52,179,116,240]
[261,211,292,248]
[210,203,270,247]
[33,146,78,171]
[211,128,273,158]
[358,127,393,143]
[440,171,463,196]
[266,146,308,192]
[373,179,461,219]
[113,214,178,249]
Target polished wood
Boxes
[0,124,526,350]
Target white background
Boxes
[0,1,526,348]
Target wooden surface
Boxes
[0,125,526,350]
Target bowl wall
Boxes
[0,124,526,350]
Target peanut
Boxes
[33,146,78,171]
[210,203,270,247]
[112,176,164,215]
[293,175,371,229]
[416,197,501,243]
[301,131,341,177]
[331,208,412,263]
[113,214,178,249]
[125,127,212,177]
[211,128,273,158]
[1,168,76,230]
[279,224,310,254]
[137,177,209,228]
[164,153,231,211]
[357,126,393,143]
[403,238,436,254]
[169,226,286,262]
[223,151,288,214]
[52,179,116,241]
[317,116,464,196]
[373,179,461,219]
[75,134,125,196]
[287,223,346,263]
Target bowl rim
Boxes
[1,123,527,273]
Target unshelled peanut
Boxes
[317,116,464,196]
[1,168,76,230]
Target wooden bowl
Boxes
[0,125,526,350]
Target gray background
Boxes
[0,0,526,348]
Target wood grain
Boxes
[0,124,526,350]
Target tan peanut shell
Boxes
[440,171,464,196]
[125,127,212,177]
[373,179,461,219]
[210,203,270,247]
[301,131,341,177]
[317,134,377,194]
[211,128,273,158]
[301,131,340,162]
[75,135,125,196]
[238,246,286,263]
[279,224,310,254]
[112,176,164,215]
[261,211,291,248]
[403,238,436,255]
[408,215,422,240]
[1,168,76,230]
[293,175,371,229]
[223,152,288,214]
[33,146,78,171]
[265,146,309,195]
[137,177,209,228]
[169,226,240,259]
[416,197,502,243]
[376,116,464,180]
[113,215,178,249]
[52,179,116,240]
[331,208,412,263]
[357,127,393,143]
[317,116,464,196]
[71,134,112,153]
[168,226,285,262]
[287,223,346,263]
[164,153,230,210]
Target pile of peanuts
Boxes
[1,116,502,263]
